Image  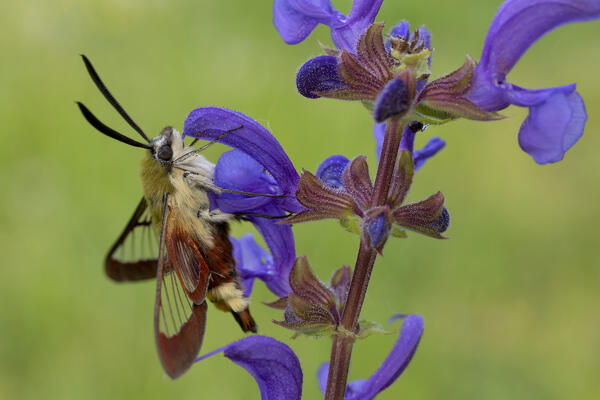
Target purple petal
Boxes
[315,155,350,189]
[248,209,296,297]
[231,234,274,297]
[273,0,383,50]
[364,208,391,250]
[317,362,329,395]
[212,150,279,214]
[316,315,424,399]
[329,0,384,50]
[385,22,432,73]
[196,336,302,400]
[296,56,346,99]
[428,206,450,233]
[385,21,410,55]
[373,121,386,160]
[416,25,431,50]
[389,20,410,40]
[517,88,586,164]
[317,363,368,398]
[183,107,302,213]
[273,0,337,45]
[351,314,424,399]
[479,0,600,78]
[413,137,445,171]
[399,125,416,154]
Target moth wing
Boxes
[105,197,159,282]
[164,208,211,304]
[154,194,209,379]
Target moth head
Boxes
[150,127,181,164]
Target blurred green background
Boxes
[1,0,599,399]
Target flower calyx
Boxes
[267,257,351,338]
[416,55,504,124]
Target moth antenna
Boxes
[80,54,151,143]
[76,102,151,149]
[174,125,244,164]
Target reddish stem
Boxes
[324,119,405,400]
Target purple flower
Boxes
[273,0,383,51]
[285,148,449,249]
[466,0,600,164]
[196,336,303,400]
[293,19,432,102]
[317,314,424,399]
[291,18,501,127]
[184,107,302,297]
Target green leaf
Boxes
[357,319,398,339]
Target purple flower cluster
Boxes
[172,0,599,398]
[277,0,600,164]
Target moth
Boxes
[77,55,261,379]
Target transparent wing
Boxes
[105,197,160,282]
[154,193,209,379]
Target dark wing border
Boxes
[105,197,158,282]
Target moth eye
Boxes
[157,144,173,161]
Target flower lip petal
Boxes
[248,208,296,297]
[413,137,445,171]
[517,89,586,164]
[196,336,303,400]
[296,55,347,99]
[231,233,273,297]
[354,314,424,399]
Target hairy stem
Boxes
[325,119,405,400]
